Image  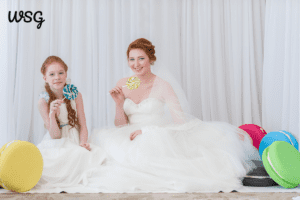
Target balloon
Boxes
[239,124,267,149]
[0,140,43,192]
[262,141,300,188]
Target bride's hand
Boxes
[238,133,245,141]
[109,86,125,106]
[80,143,91,151]
[237,130,253,145]
[130,130,142,140]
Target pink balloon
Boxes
[238,124,267,149]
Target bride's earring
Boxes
[66,78,71,84]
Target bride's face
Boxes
[128,48,153,76]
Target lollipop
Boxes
[108,77,141,95]
[123,77,141,90]
[62,84,78,100]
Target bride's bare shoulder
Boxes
[116,77,129,87]
[154,75,171,87]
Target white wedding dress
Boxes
[31,92,107,193]
[87,97,261,193]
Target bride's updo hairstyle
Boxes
[126,38,156,65]
[41,56,80,131]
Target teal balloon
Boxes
[259,130,298,159]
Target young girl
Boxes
[35,56,106,192]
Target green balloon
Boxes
[262,141,300,188]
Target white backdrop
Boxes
[0,0,8,146]
[2,0,268,146]
[262,0,300,143]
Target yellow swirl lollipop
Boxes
[124,77,141,90]
[108,77,141,95]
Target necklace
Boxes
[140,75,156,85]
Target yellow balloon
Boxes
[0,140,43,192]
[126,77,141,90]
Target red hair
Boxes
[127,38,156,65]
[41,56,80,131]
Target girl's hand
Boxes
[130,130,142,140]
[50,99,64,117]
[80,143,91,151]
[109,86,125,106]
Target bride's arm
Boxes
[113,78,129,127]
[115,105,129,126]
[162,82,186,124]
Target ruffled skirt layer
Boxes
[31,126,107,192]
[87,119,261,193]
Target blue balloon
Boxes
[259,130,298,159]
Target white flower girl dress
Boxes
[32,91,107,193]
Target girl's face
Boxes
[128,48,153,76]
[43,62,67,91]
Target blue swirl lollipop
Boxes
[63,84,78,100]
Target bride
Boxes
[88,38,261,193]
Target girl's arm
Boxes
[38,98,62,139]
[75,92,89,145]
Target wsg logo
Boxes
[8,11,45,29]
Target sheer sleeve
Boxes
[149,77,186,125]
[39,91,50,103]
[162,81,186,124]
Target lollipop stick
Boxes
[107,85,127,95]
[107,77,141,94]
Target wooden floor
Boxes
[0,192,300,200]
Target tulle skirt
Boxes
[87,119,261,193]
[31,126,107,192]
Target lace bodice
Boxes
[123,98,166,126]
